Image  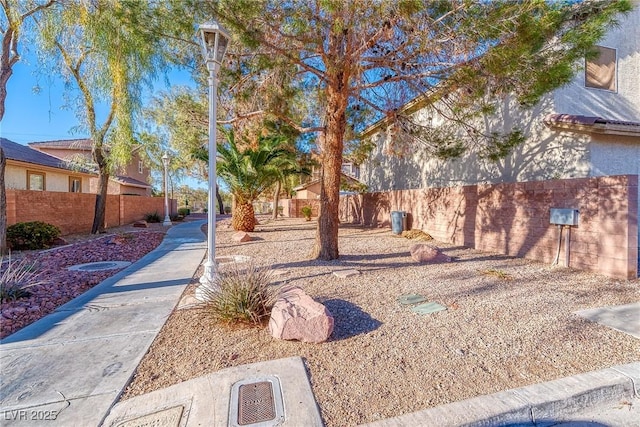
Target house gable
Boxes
[359,6,640,193]
[28,138,152,195]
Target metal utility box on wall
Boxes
[550,208,579,226]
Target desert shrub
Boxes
[144,211,161,223]
[170,214,184,222]
[0,255,46,302]
[301,205,313,220]
[199,262,278,326]
[224,206,232,214]
[6,221,61,250]
[178,207,190,216]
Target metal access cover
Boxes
[229,376,284,427]
[68,261,132,271]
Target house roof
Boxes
[543,114,640,137]
[112,175,151,189]
[293,173,363,191]
[28,138,93,150]
[28,138,143,154]
[1,138,93,174]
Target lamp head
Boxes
[199,20,230,72]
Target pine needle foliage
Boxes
[199,262,279,327]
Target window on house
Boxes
[27,171,45,191]
[138,160,143,174]
[69,177,82,193]
[585,46,616,92]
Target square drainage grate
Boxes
[229,376,284,427]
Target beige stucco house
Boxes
[293,172,364,199]
[28,139,152,196]
[359,5,640,240]
[2,138,94,192]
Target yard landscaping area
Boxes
[1,228,166,339]
[122,217,640,426]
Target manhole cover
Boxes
[68,261,132,272]
[229,376,284,427]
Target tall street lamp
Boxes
[161,151,172,227]
[196,20,229,300]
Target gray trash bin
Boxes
[391,211,407,234]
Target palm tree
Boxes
[217,130,298,232]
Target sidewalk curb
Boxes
[362,362,640,426]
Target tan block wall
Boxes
[353,175,638,280]
[6,190,97,235]
[6,190,177,236]
[278,198,320,218]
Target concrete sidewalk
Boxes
[0,220,207,426]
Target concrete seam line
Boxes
[611,367,640,399]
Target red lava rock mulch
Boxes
[1,231,165,339]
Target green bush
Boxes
[198,262,278,326]
[224,206,232,214]
[7,221,61,250]
[0,255,46,302]
[301,205,313,220]
[170,214,184,222]
[178,207,190,216]
[144,211,162,223]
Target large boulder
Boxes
[410,243,452,263]
[232,231,252,242]
[269,287,334,343]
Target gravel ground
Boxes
[1,225,167,339]
[122,216,639,426]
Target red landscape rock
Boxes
[269,286,334,343]
[409,243,452,263]
[232,232,252,242]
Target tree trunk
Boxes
[272,180,281,219]
[232,201,256,232]
[216,184,224,214]
[0,147,7,255]
[91,170,109,234]
[311,84,347,260]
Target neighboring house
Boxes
[28,139,152,196]
[293,173,364,199]
[359,6,639,237]
[2,138,94,192]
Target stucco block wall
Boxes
[6,190,177,235]
[6,190,98,235]
[354,175,638,280]
[279,198,320,218]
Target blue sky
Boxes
[1,53,195,144]
[1,53,207,189]
[1,58,81,144]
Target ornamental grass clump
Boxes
[199,262,278,326]
[0,255,46,302]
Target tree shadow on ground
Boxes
[316,298,382,341]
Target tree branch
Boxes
[217,109,266,124]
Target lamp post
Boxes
[196,20,229,300]
[161,151,172,226]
